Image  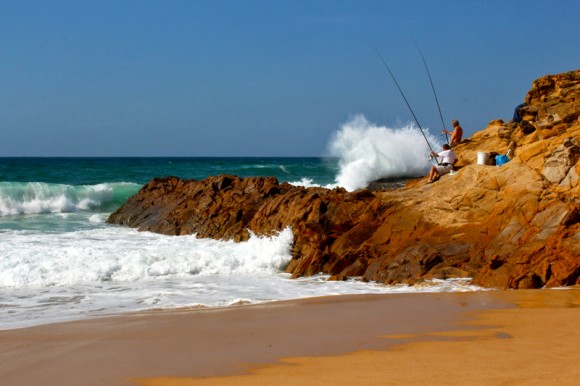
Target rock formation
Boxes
[108,70,580,289]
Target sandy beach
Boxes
[1,289,579,386]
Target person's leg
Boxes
[429,166,439,182]
[437,165,450,177]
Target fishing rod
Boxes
[414,41,449,143]
[373,48,436,155]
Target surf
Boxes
[0,181,140,216]
[0,227,294,288]
[328,114,440,191]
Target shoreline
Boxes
[1,290,579,385]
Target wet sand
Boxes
[1,290,579,386]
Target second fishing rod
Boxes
[414,41,450,144]
[374,48,436,156]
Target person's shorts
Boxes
[435,165,452,176]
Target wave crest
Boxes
[0,182,140,216]
[329,115,441,191]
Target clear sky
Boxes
[1,0,578,157]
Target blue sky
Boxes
[1,0,578,156]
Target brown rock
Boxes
[108,69,580,289]
[542,138,580,184]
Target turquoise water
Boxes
[0,157,340,186]
[0,157,338,231]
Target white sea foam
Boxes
[88,214,107,223]
[0,182,139,216]
[288,177,336,189]
[329,115,441,191]
[0,223,485,330]
[0,227,294,288]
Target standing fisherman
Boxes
[442,120,463,146]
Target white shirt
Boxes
[437,149,457,165]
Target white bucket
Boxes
[477,152,490,165]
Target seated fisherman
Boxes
[428,144,458,183]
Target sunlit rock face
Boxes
[109,70,580,289]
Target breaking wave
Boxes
[329,115,441,191]
[0,182,140,216]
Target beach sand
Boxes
[1,289,579,386]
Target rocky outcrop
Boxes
[542,138,580,184]
[108,70,580,289]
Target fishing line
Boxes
[372,143,395,165]
[373,48,436,155]
[414,41,449,143]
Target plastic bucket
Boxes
[477,152,490,165]
[496,154,509,166]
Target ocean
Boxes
[0,119,479,330]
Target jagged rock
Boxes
[108,70,580,289]
[521,120,537,135]
[108,175,293,241]
[367,177,412,191]
[497,124,515,140]
[542,138,580,184]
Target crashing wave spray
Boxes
[329,115,440,191]
[0,182,140,216]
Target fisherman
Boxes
[442,120,463,146]
[512,103,527,123]
[428,144,458,183]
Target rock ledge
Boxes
[108,70,580,289]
